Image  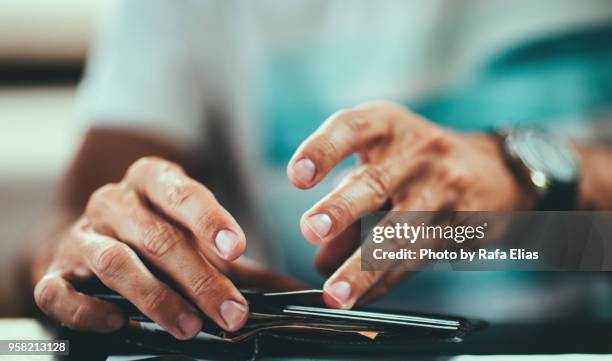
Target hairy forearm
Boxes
[577,144,612,210]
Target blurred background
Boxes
[0,0,102,315]
[1,0,612,325]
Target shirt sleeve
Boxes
[76,0,208,149]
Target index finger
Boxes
[287,106,392,189]
[124,157,246,261]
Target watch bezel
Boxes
[503,129,579,196]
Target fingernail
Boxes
[73,266,92,278]
[106,313,125,330]
[305,213,332,239]
[220,300,247,331]
[215,230,239,259]
[292,158,316,185]
[177,312,202,338]
[326,280,352,306]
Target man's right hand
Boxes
[33,156,251,340]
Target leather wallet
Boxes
[81,282,486,360]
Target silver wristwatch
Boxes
[499,128,580,210]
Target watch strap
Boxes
[537,179,578,211]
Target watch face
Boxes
[510,130,578,184]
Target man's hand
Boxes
[288,101,535,309]
[34,156,275,339]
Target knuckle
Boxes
[441,165,471,189]
[34,277,58,313]
[93,243,133,281]
[357,166,389,205]
[421,129,452,154]
[341,112,371,135]
[193,208,225,238]
[70,304,91,329]
[166,182,199,211]
[312,136,341,166]
[329,109,356,124]
[87,183,122,212]
[452,171,471,189]
[142,223,182,258]
[141,286,170,316]
[126,156,184,181]
[126,156,161,178]
[325,193,356,228]
[188,272,218,298]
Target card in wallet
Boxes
[80,281,486,359]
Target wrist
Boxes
[489,134,538,210]
[471,133,538,210]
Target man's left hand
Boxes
[288,101,535,309]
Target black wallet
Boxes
[82,283,485,360]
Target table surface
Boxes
[1,319,612,361]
